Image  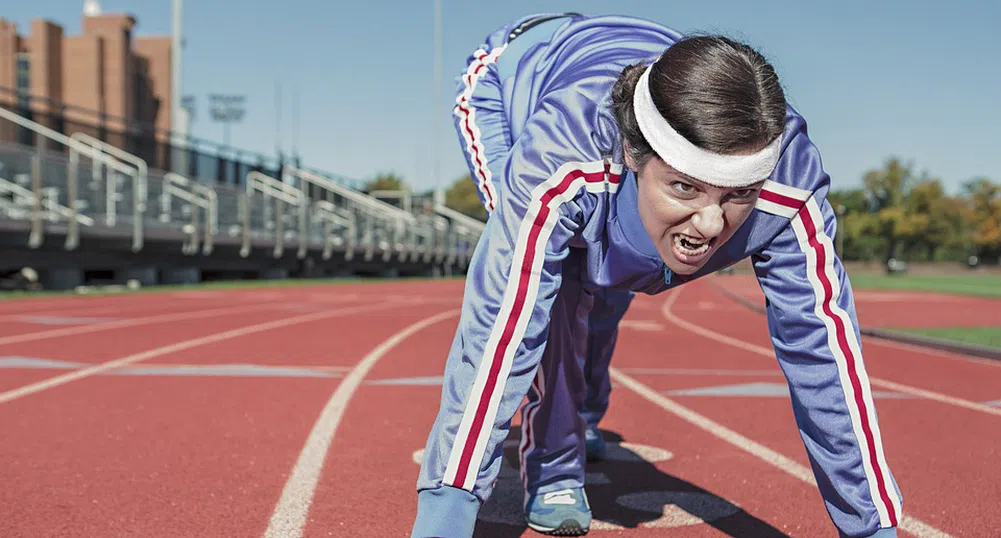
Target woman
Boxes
[413,12,901,538]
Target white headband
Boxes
[632,63,782,187]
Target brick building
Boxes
[0,7,171,158]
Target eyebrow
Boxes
[663,163,761,190]
[673,171,763,192]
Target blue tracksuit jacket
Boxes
[413,13,902,538]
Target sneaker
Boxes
[584,426,606,462]
[525,487,591,536]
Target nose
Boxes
[692,204,725,239]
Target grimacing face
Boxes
[626,150,763,276]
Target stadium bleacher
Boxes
[0,105,484,290]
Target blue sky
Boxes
[4,1,999,194]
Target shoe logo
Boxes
[542,489,578,505]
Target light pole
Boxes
[836,204,846,258]
[432,0,443,205]
[178,94,195,175]
[171,0,187,175]
[209,94,246,148]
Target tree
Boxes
[828,188,876,261]
[828,158,997,264]
[863,157,912,210]
[444,174,487,220]
[828,187,870,214]
[900,179,965,261]
[963,178,1001,263]
[860,157,930,262]
[363,172,406,194]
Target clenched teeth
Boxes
[673,234,712,256]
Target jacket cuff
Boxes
[411,486,481,538]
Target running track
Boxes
[0,278,998,537]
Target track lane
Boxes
[0,308,333,363]
[0,300,406,405]
[0,295,345,346]
[298,312,462,537]
[0,291,313,338]
[0,285,315,316]
[0,373,343,538]
[304,295,849,537]
[664,284,1001,410]
[4,277,993,538]
[712,275,1001,329]
[0,298,454,538]
[711,276,1001,370]
[158,304,442,368]
[267,308,461,538]
[630,283,1000,536]
[296,296,884,532]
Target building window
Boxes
[15,53,32,145]
[134,61,147,122]
[16,53,30,93]
[16,54,31,109]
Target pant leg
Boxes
[581,288,634,429]
[518,250,592,498]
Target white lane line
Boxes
[0,291,293,323]
[0,303,275,345]
[0,301,406,405]
[0,305,130,322]
[619,320,665,331]
[0,294,357,346]
[264,309,460,538]
[662,290,1001,418]
[608,367,951,538]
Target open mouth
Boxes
[672,233,714,261]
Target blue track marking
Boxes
[13,316,117,325]
[0,356,340,378]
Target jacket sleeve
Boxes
[411,103,609,537]
[752,187,903,538]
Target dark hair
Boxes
[611,35,787,168]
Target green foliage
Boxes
[963,178,1001,262]
[444,174,488,221]
[363,172,406,194]
[831,157,998,264]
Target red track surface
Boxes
[713,276,1001,329]
[1,278,998,537]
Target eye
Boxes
[727,188,760,203]
[670,181,695,195]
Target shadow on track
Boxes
[473,427,790,538]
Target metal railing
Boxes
[284,166,416,222]
[434,204,485,268]
[162,172,216,255]
[368,189,413,214]
[282,166,416,261]
[68,131,149,252]
[0,174,96,240]
[313,200,357,260]
[241,171,307,259]
[0,106,486,270]
[163,172,218,234]
[0,107,146,250]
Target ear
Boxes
[622,139,638,171]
